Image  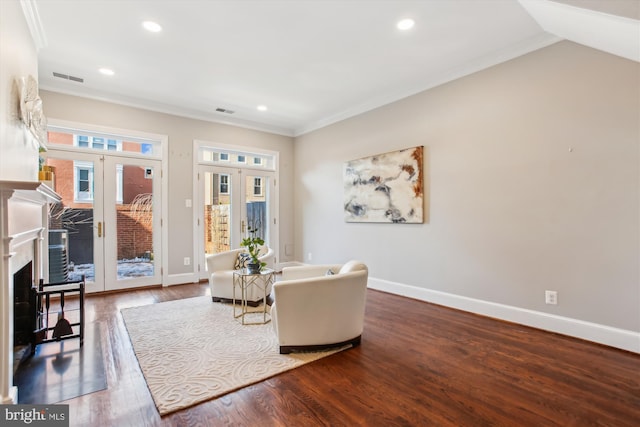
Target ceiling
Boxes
[27,0,639,137]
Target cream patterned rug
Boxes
[121,296,348,415]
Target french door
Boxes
[45,150,162,292]
[198,165,275,279]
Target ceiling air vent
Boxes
[53,72,84,83]
[215,108,235,114]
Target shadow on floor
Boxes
[14,322,106,404]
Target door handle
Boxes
[98,221,102,238]
[241,220,246,233]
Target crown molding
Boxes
[20,0,47,50]
[39,29,561,139]
[294,32,561,137]
[39,85,295,137]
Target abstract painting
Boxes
[344,146,423,223]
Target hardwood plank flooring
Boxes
[14,321,106,405]
[37,283,639,426]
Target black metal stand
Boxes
[30,275,85,356]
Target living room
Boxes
[1,0,639,425]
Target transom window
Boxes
[46,127,162,159]
[199,147,275,170]
[76,135,122,151]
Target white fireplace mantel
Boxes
[0,180,60,403]
[0,180,60,204]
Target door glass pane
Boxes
[115,163,154,280]
[44,158,95,283]
[245,175,268,242]
[204,172,232,255]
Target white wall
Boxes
[294,41,639,350]
[0,0,39,181]
[39,91,295,278]
[0,0,41,404]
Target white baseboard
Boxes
[368,277,640,354]
[164,272,199,286]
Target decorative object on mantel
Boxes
[17,75,48,147]
[344,146,424,223]
[38,165,56,191]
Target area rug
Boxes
[121,296,349,416]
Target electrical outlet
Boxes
[545,290,557,305]
[184,257,191,266]
[308,252,313,261]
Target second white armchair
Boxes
[271,260,368,354]
[205,246,274,305]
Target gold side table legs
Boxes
[232,268,274,325]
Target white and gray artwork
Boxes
[344,146,423,223]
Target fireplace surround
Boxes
[13,261,33,347]
[0,180,60,403]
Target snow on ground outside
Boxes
[68,258,154,282]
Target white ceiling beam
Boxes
[520,0,640,62]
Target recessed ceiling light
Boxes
[142,21,162,33]
[99,68,115,76]
[257,105,268,112]
[397,18,415,31]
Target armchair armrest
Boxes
[281,264,342,281]
[206,248,243,273]
[258,245,275,269]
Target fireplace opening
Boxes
[13,261,33,347]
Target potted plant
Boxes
[241,227,266,274]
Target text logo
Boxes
[1,405,69,426]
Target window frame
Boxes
[253,177,263,196]
[74,135,124,152]
[74,161,94,202]
[219,174,230,194]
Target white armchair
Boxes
[271,260,368,354]
[206,245,275,305]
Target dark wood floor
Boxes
[35,282,639,426]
